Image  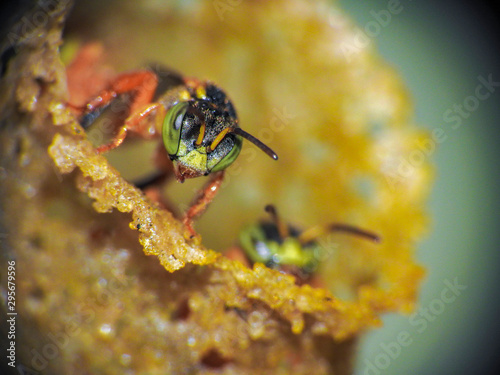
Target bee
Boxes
[69,50,277,237]
[233,205,380,285]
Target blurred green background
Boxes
[339,1,500,374]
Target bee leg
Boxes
[83,70,158,115]
[182,171,225,238]
[134,144,180,216]
[77,70,161,153]
[95,102,165,154]
[136,171,180,218]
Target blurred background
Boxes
[339,1,500,374]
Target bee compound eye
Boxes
[209,133,242,173]
[162,102,189,156]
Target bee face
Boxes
[239,221,320,278]
[162,84,243,181]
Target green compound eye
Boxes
[210,135,242,173]
[239,223,273,265]
[162,101,189,156]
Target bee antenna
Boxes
[264,204,289,239]
[298,223,381,245]
[187,106,207,146]
[231,128,278,160]
[328,224,381,243]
